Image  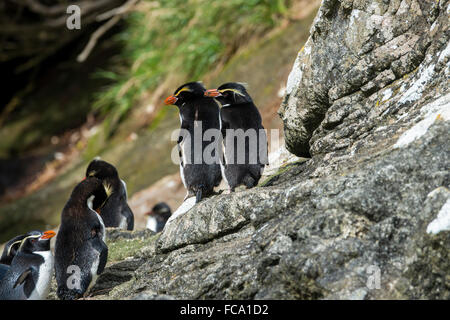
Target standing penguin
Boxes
[205,83,268,192]
[85,159,134,230]
[0,230,56,300]
[165,82,222,202]
[0,233,28,265]
[55,177,109,300]
[146,202,172,232]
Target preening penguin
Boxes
[55,177,109,300]
[146,202,172,232]
[0,230,56,300]
[205,82,268,192]
[165,82,222,203]
[85,159,134,230]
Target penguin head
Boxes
[205,82,252,106]
[0,234,27,264]
[86,159,119,181]
[85,159,118,203]
[164,82,206,107]
[147,202,172,222]
[67,177,111,215]
[18,230,56,254]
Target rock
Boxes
[47,0,449,300]
[279,0,448,158]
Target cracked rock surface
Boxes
[50,0,449,300]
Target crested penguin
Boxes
[164,82,222,202]
[146,202,172,232]
[0,230,56,300]
[0,264,8,281]
[85,159,134,230]
[0,233,28,265]
[205,82,268,192]
[55,177,109,300]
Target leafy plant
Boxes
[94,0,290,133]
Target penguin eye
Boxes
[91,229,97,239]
[31,239,37,243]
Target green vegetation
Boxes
[94,0,291,133]
[106,235,158,262]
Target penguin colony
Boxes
[0,81,266,300]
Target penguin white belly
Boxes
[92,202,106,242]
[146,216,158,232]
[87,251,100,295]
[220,160,229,188]
[179,164,187,188]
[220,144,230,189]
[28,251,54,300]
[178,139,188,188]
[85,204,106,295]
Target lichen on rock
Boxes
[48,0,449,300]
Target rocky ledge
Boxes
[51,0,449,300]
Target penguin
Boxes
[85,159,134,230]
[205,82,268,192]
[0,233,28,281]
[0,230,56,300]
[164,82,222,202]
[0,264,8,281]
[55,177,109,300]
[146,202,172,232]
[0,233,27,265]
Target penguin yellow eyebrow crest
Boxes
[219,88,245,96]
[103,182,113,197]
[18,235,41,251]
[6,240,23,256]
[175,87,192,96]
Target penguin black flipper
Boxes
[119,180,134,230]
[97,245,108,275]
[13,267,33,289]
[196,188,202,203]
[123,203,134,230]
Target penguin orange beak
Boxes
[204,89,222,97]
[164,95,178,105]
[41,230,56,240]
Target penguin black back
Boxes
[85,159,134,230]
[55,177,109,300]
[165,82,222,202]
[205,82,268,191]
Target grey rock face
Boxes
[52,0,449,300]
[279,0,448,158]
